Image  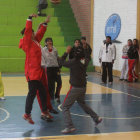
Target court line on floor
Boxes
[58,101,140,120]
[0,108,10,123]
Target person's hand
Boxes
[45,16,51,23]
[112,59,114,64]
[66,46,72,54]
[29,14,38,18]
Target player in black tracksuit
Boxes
[58,46,102,134]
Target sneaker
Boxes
[119,79,124,81]
[109,82,112,85]
[61,127,76,134]
[23,114,34,124]
[42,111,53,119]
[0,97,6,100]
[124,79,127,81]
[100,82,106,84]
[55,98,61,104]
[49,109,58,114]
[41,114,53,122]
[94,117,102,125]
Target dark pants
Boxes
[47,67,62,99]
[25,80,47,114]
[128,59,138,82]
[62,86,98,128]
[102,62,113,82]
[55,74,62,98]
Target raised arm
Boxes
[24,14,37,41]
[58,46,76,68]
[35,16,50,43]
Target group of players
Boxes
[19,14,102,134]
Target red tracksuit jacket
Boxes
[19,19,47,81]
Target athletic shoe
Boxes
[0,97,6,100]
[109,82,113,85]
[23,114,34,124]
[49,109,58,114]
[100,82,106,84]
[61,127,76,134]
[42,111,54,119]
[94,117,102,125]
[55,98,61,104]
[41,114,53,122]
[119,79,124,81]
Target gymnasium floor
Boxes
[0,72,140,140]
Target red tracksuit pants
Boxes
[128,59,138,82]
[36,69,53,111]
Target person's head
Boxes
[74,47,85,59]
[133,39,138,46]
[106,36,111,43]
[81,36,86,44]
[127,39,133,46]
[45,37,53,46]
[74,39,81,47]
[21,28,35,39]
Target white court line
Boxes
[58,98,140,120]
[0,108,10,123]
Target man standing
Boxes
[81,36,92,61]
[99,36,116,85]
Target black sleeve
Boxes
[58,52,76,68]
[69,47,75,59]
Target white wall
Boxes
[93,0,137,71]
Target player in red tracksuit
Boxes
[19,14,51,124]
[36,68,58,122]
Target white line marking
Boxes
[0,108,10,123]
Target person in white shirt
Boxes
[99,36,116,85]
[120,39,132,81]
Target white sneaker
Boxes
[0,97,6,100]
[61,127,76,134]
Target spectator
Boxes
[120,39,132,81]
[81,36,92,77]
[99,36,116,85]
[38,0,48,16]
[81,36,92,60]
[42,37,62,103]
[69,39,82,59]
[127,39,139,82]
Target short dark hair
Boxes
[74,39,81,43]
[128,39,132,43]
[81,36,86,40]
[106,36,111,40]
[20,28,34,35]
[45,37,53,43]
[74,47,85,59]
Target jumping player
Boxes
[59,46,102,134]
[19,14,51,124]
